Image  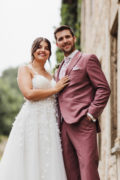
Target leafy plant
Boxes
[0,68,24,135]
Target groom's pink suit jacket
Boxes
[56,51,111,132]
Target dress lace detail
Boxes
[0,70,67,180]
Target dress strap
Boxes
[27,64,38,75]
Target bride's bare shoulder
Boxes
[18,63,33,78]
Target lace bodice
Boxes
[32,74,56,90]
[24,63,56,90]
[23,64,57,109]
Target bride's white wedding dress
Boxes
[0,65,67,180]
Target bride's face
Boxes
[33,41,50,62]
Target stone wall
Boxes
[81,0,120,179]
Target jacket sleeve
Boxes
[86,54,111,119]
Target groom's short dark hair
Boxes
[54,25,75,40]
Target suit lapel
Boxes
[65,51,82,75]
[56,51,82,81]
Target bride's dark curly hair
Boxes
[31,37,51,61]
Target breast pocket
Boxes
[70,69,85,82]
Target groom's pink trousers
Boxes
[61,116,100,180]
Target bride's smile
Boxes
[33,41,50,63]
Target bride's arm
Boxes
[17,66,69,101]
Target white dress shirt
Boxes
[59,50,78,79]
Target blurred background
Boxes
[0,0,120,179]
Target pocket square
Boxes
[72,66,79,70]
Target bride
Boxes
[0,37,69,180]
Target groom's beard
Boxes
[63,43,75,56]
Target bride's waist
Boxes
[24,96,56,105]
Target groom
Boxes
[54,25,111,180]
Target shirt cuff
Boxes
[87,112,96,122]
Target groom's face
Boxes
[56,30,76,56]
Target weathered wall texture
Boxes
[81,0,120,179]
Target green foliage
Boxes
[0,67,24,135]
[56,49,64,63]
[2,68,20,93]
[61,4,77,30]
[56,0,81,64]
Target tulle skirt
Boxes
[0,99,67,180]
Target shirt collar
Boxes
[64,50,79,61]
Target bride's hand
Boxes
[54,76,70,93]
